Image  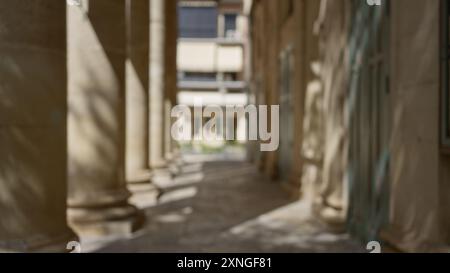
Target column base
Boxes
[150,159,168,170]
[312,199,346,232]
[0,229,78,253]
[152,166,174,178]
[169,153,185,176]
[127,169,153,184]
[168,162,181,177]
[128,180,161,193]
[68,204,144,239]
[173,154,185,167]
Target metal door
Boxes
[347,0,390,241]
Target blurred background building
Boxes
[177,0,248,151]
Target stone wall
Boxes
[382,0,445,252]
[249,0,321,198]
[313,0,450,251]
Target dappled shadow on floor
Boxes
[92,155,363,253]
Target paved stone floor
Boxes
[86,153,364,253]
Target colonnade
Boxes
[0,0,178,252]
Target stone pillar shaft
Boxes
[0,1,75,252]
[125,0,151,183]
[67,0,140,236]
[165,0,180,162]
[149,0,167,169]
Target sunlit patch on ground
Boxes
[82,153,363,253]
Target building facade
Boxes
[249,0,450,252]
[177,0,248,147]
[249,0,321,197]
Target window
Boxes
[178,5,218,38]
[179,72,217,82]
[441,0,450,150]
[224,14,237,38]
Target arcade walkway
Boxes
[82,153,364,253]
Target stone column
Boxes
[286,0,306,198]
[125,0,151,183]
[67,0,142,237]
[149,0,168,170]
[0,1,75,252]
[164,0,183,173]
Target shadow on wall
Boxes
[372,0,442,252]
[67,0,128,200]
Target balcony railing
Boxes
[178,80,246,90]
[177,37,244,45]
